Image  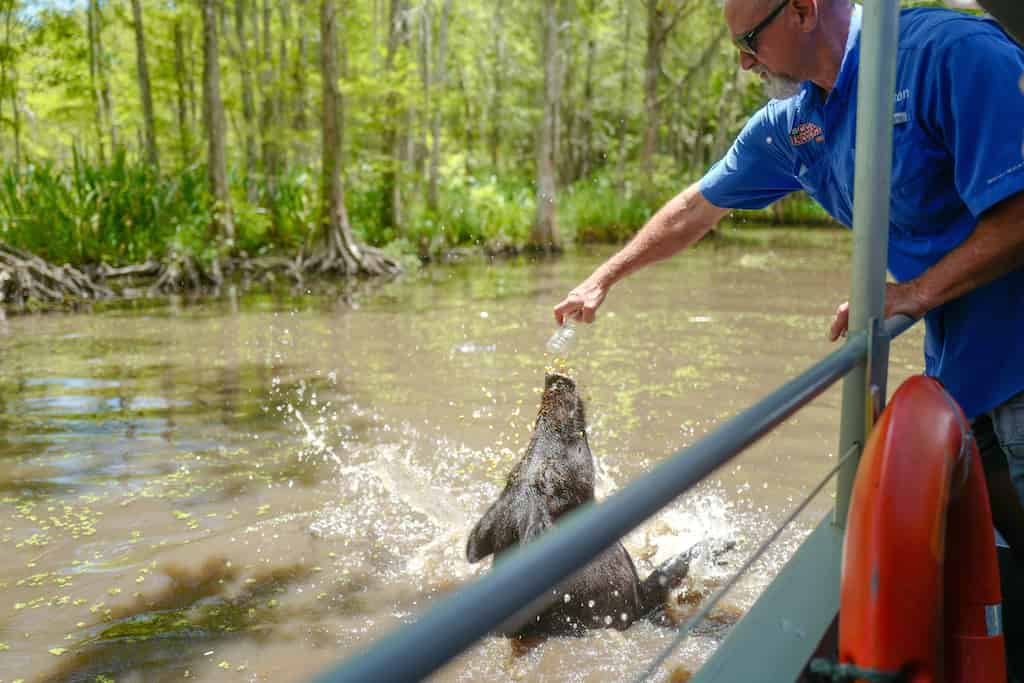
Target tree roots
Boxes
[0,242,112,308]
[302,228,401,277]
[0,232,402,313]
[148,252,224,295]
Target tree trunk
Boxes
[278,0,291,169]
[530,0,563,252]
[320,0,351,264]
[260,0,278,182]
[202,0,235,241]
[1,0,19,172]
[454,55,474,175]
[560,0,577,185]
[233,0,258,202]
[0,3,6,165]
[615,0,632,190]
[418,1,431,201]
[173,19,193,167]
[427,0,450,212]
[641,0,689,170]
[218,0,229,48]
[8,64,18,172]
[311,0,398,276]
[187,20,200,136]
[712,64,741,161]
[131,0,159,170]
[380,0,407,233]
[292,0,309,133]
[0,20,5,166]
[641,1,662,169]
[90,0,118,156]
[488,2,504,170]
[580,1,597,179]
[87,0,107,162]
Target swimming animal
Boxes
[466,372,724,638]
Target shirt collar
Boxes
[845,4,863,55]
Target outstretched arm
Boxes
[553,182,730,325]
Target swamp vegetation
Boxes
[0,0,853,310]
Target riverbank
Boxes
[0,223,851,316]
[0,154,843,312]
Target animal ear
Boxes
[466,503,500,563]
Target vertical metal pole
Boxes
[834,1,901,529]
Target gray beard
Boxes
[762,73,803,100]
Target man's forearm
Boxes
[553,183,729,324]
[905,191,1024,315]
[587,183,727,290]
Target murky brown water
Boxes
[0,230,925,683]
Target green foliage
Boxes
[408,160,534,255]
[241,168,319,255]
[346,159,535,258]
[0,151,213,265]
[561,157,695,243]
[3,0,943,268]
[561,174,653,244]
[0,148,839,269]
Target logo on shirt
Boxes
[789,122,824,146]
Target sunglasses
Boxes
[733,1,788,56]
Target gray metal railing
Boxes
[311,315,915,683]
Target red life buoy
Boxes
[839,375,1005,682]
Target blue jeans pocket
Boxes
[993,393,1024,450]
[991,392,1024,497]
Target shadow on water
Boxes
[40,560,316,683]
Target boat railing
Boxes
[309,317,914,683]
[309,3,904,681]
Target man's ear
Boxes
[789,0,820,33]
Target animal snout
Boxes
[544,372,576,392]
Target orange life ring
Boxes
[839,375,1006,682]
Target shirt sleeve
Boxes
[699,101,802,210]
[931,27,1024,217]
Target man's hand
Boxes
[553,277,608,325]
[827,281,930,341]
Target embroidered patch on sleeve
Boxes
[789,123,824,146]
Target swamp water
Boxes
[0,234,924,682]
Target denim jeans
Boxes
[991,389,1024,505]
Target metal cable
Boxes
[633,442,861,683]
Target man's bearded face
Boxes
[755,65,802,100]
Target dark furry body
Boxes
[466,373,702,638]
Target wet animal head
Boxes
[466,372,594,564]
[537,372,586,438]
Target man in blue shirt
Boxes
[554,0,1024,565]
